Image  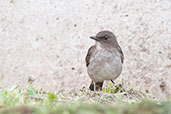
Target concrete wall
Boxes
[0,0,171,98]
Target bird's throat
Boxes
[95,41,103,50]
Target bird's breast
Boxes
[87,48,122,82]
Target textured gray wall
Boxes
[0,0,171,98]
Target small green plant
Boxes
[104,83,113,93]
[47,92,58,102]
[103,80,125,94]
[113,85,121,94]
[80,87,86,95]
[26,84,36,96]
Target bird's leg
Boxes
[94,81,96,91]
[111,80,115,85]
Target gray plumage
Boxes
[85,30,124,91]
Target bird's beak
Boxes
[90,36,99,41]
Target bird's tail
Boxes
[89,81,103,91]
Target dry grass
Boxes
[0,84,170,114]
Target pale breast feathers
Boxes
[86,45,124,67]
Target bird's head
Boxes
[90,30,118,46]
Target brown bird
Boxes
[85,30,124,91]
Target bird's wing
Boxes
[85,45,96,67]
[117,46,124,63]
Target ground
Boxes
[0,83,170,114]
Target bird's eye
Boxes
[104,36,108,40]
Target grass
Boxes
[0,83,170,114]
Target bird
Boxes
[85,30,124,91]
